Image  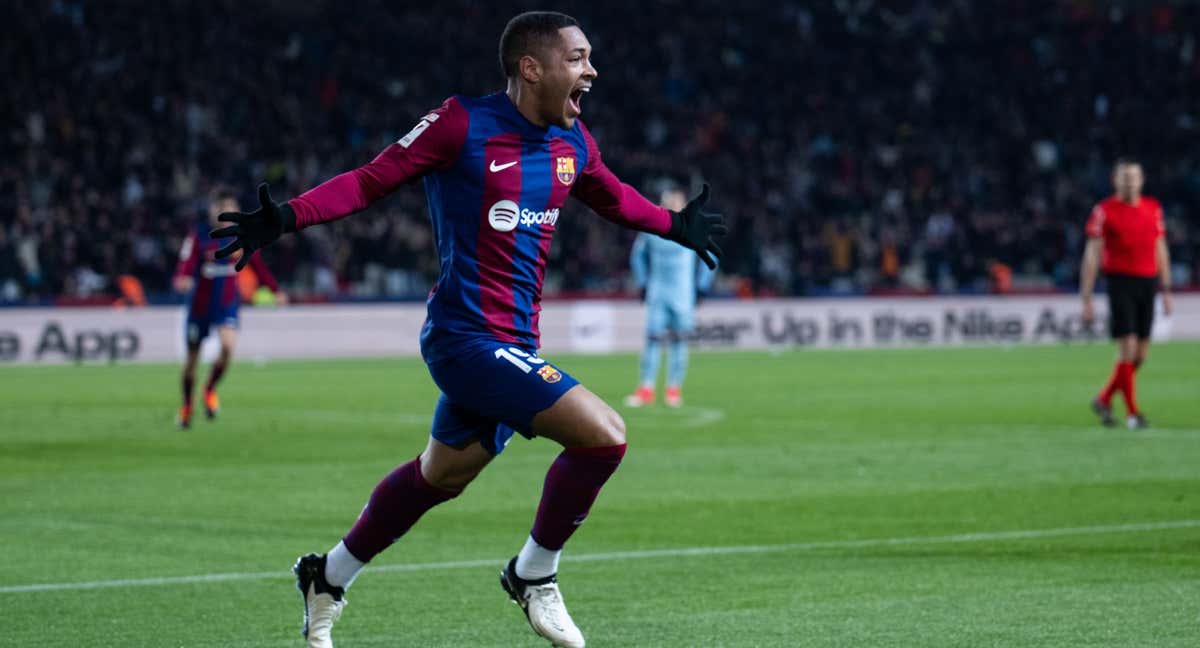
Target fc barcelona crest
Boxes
[537,365,563,383]
[555,157,576,185]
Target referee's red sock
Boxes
[1118,361,1139,415]
[1097,362,1123,406]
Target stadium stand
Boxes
[2,0,1197,303]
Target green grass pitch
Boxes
[2,342,1198,647]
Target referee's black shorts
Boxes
[1106,273,1157,339]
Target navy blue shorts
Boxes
[425,341,579,456]
[185,303,239,347]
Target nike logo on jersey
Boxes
[489,160,518,172]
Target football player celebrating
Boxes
[211,12,725,648]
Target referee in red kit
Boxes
[1081,159,1174,429]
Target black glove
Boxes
[666,183,727,270]
[210,183,297,271]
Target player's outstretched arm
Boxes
[287,98,468,230]
[666,184,727,270]
[210,97,469,268]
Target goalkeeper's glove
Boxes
[665,183,727,270]
[210,183,297,271]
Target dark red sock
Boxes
[1119,361,1139,415]
[531,444,627,551]
[204,359,228,393]
[182,373,195,407]
[1097,362,1122,406]
[342,457,460,562]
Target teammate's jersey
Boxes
[1085,195,1165,278]
[631,232,716,312]
[288,92,673,362]
[175,220,279,318]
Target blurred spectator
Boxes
[1,0,1198,303]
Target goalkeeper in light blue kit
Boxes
[625,179,717,408]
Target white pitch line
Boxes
[3,519,1197,595]
[620,406,727,429]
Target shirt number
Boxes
[494,347,545,373]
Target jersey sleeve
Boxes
[571,122,672,236]
[245,252,280,292]
[288,97,469,229]
[174,232,199,279]
[1155,202,1166,238]
[1084,203,1106,239]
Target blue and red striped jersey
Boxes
[175,220,279,317]
[289,92,672,362]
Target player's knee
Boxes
[424,472,473,492]
[419,460,475,493]
[418,445,488,493]
[1118,342,1137,362]
[595,406,626,447]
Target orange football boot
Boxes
[203,391,220,420]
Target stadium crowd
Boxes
[2,0,1198,303]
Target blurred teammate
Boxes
[209,12,725,648]
[625,179,716,408]
[174,186,284,429]
[1080,159,1173,429]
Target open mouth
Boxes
[567,85,590,116]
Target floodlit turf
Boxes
[2,342,1199,647]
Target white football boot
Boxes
[293,553,346,648]
[500,557,585,648]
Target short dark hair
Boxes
[1113,157,1141,172]
[499,11,579,77]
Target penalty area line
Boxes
[2,519,1197,595]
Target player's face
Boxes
[536,26,597,129]
[1112,164,1144,201]
[209,198,239,225]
